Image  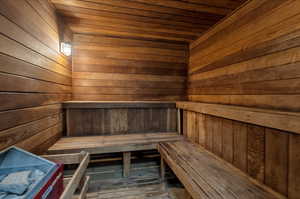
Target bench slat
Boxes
[159,141,285,199]
[48,132,183,154]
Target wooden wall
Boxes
[182,110,300,198]
[186,1,300,198]
[72,34,187,101]
[51,0,246,42]
[67,108,177,136]
[188,0,300,112]
[0,0,72,153]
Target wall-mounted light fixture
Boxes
[60,42,72,56]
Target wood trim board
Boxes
[176,101,300,134]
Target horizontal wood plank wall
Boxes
[188,0,300,112]
[182,111,300,198]
[0,0,72,154]
[72,34,187,101]
[67,108,177,136]
[186,0,300,197]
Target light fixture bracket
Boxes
[60,42,72,56]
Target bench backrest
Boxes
[178,102,300,198]
[64,102,178,136]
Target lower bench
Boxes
[159,141,284,199]
[47,132,183,178]
[47,132,182,154]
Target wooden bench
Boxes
[159,141,285,199]
[48,132,183,177]
[43,152,90,199]
[48,132,182,154]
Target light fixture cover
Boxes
[61,42,72,56]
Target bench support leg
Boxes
[123,152,131,178]
[160,157,167,190]
[160,157,165,181]
[177,108,181,134]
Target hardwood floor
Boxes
[64,153,187,199]
[87,185,171,199]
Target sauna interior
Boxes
[1,0,300,198]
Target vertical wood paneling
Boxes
[247,125,265,182]
[183,110,298,197]
[109,109,128,134]
[193,112,199,143]
[265,129,288,195]
[169,108,177,132]
[289,133,300,199]
[212,117,222,157]
[183,110,188,137]
[151,109,165,131]
[143,109,152,132]
[187,111,196,142]
[66,108,177,136]
[204,115,214,151]
[128,109,141,133]
[233,121,248,172]
[222,119,233,163]
[91,109,106,135]
[197,113,206,146]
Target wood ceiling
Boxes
[51,0,247,43]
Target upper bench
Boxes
[48,132,183,155]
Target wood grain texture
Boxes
[63,101,176,109]
[48,132,183,154]
[66,105,177,136]
[180,0,300,197]
[247,125,265,182]
[222,119,233,163]
[233,121,248,173]
[289,133,300,199]
[186,111,196,142]
[204,115,214,151]
[212,116,222,157]
[72,34,187,101]
[0,0,72,153]
[177,101,300,134]
[188,0,300,112]
[159,141,284,199]
[182,110,188,137]
[51,0,246,42]
[197,113,206,146]
[182,108,299,197]
[265,129,288,195]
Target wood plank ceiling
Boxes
[51,0,247,42]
